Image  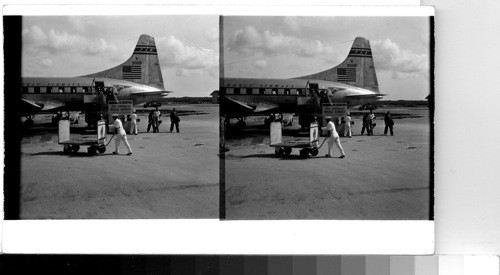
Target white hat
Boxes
[112,113,119,117]
[325,116,332,120]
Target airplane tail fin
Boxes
[82,34,165,90]
[297,37,379,93]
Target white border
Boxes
[3,220,433,254]
[1,5,435,254]
[3,5,435,16]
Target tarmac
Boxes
[19,104,219,219]
[223,107,431,220]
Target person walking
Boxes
[170,108,180,133]
[384,111,394,136]
[344,112,352,138]
[130,110,138,135]
[111,114,132,155]
[322,116,346,158]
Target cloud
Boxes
[227,25,335,60]
[251,60,268,69]
[372,38,429,79]
[82,38,119,56]
[157,35,218,77]
[206,27,219,44]
[22,25,121,59]
[38,58,53,68]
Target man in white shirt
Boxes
[152,107,161,133]
[112,114,132,155]
[130,110,138,135]
[344,112,352,138]
[322,116,346,158]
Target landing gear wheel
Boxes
[275,147,284,157]
[71,145,80,153]
[24,119,34,128]
[310,148,319,156]
[284,147,292,156]
[88,146,97,156]
[97,146,106,154]
[63,145,71,154]
[236,120,246,129]
[299,149,309,158]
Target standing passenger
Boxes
[322,116,346,158]
[170,108,180,133]
[147,110,154,132]
[384,111,394,136]
[368,110,376,135]
[361,113,370,135]
[152,107,161,133]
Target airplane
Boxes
[220,37,385,129]
[20,34,172,127]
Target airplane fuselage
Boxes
[221,77,382,114]
[21,77,168,110]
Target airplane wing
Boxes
[131,90,173,96]
[21,98,42,109]
[223,97,279,115]
[346,93,386,99]
[21,98,66,111]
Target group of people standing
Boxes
[145,107,180,133]
[360,110,394,136]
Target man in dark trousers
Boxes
[147,109,155,132]
[384,111,394,136]
[170,108,180,133]
[361,112,370,136]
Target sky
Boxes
[21,16,219,97]
[223,16,431,100]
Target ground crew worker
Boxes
[130,110,138,135]
[322,116,346,158]
[170,108,180,133]
[344,112,352,138]
[111,114,132,155]
[384,111,394,136]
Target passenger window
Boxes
[245,88,252,94]
[234,88,240,94]
[34,87,40,94]
[259,88,265,95]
